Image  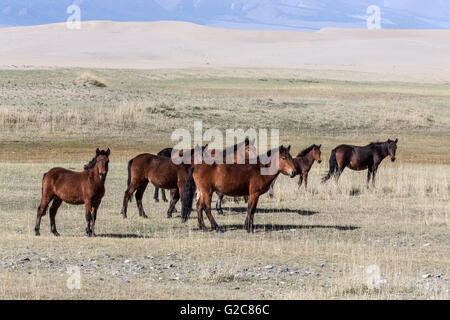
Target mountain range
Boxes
[1,0,449,30]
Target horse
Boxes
[181,145,297,233]
[205,138,256,215]
[35,148,110,237]
[153,147,172,203]
[322,139,398,186]
[152,139,256,216]
[268,144,322,197]
[121,144,208,219]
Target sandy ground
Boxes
[1,21,450,83]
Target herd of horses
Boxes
[34,138,398,236]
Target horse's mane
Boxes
[84,150,109,170]
[296,144,318,158]
[367,141,387,149]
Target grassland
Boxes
[0,68,448,299]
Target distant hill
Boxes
[1,0,449,30]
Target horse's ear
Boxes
[245,137,249,145]
[203,143,208,150]
[106,148,110,156]
[318,144,322,149]
[287,145,291,152]
[395,138,398,143]
[96,148,100,156]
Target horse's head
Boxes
[313,144,322,164]
[278,145,296,178]
[387,139,398,162]
[94,148,110,180]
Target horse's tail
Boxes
[322,148,337,183]
[181,167,196,222]
[127,158,133,202]
[38,173,48,216]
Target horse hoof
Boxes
[142,213,148,219]
[218,210,224,216]
[215,227,224,233]
[52,231,60,237]
[154,199,159,203]
[172,208,178,213]
[35,230,40,236]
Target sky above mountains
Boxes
[1,0,449,30]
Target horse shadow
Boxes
[98,233,145,239]
[220,207,319,216]
[221,224,360,232]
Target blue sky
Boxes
[1,0,449,30]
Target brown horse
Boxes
[268,144,322,197]
[152,139,256,215]
[35,148,110,237]
[121,144,208,219]
[322,139,398,186]
[181,145,297,233]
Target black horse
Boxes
[322,139,398,186]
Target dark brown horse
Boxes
[153,147,172,203]
[35,148,110,237]
[268,144,322,197]
[121,144,208,219]
[322,139,398,186]
[181,145,297,233]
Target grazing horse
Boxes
[322,139,398,186]
[121,144,208,219]
[268,144,322,197]
[181,145,297,233]
[35,148,110,237]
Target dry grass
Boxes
[0,68,449,299]
[0,161,448,299]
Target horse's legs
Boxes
[244,194,260,233]
[135,181,149,218]
[303,172,308,190]
[153,186,159,203]
[85,202,93,237]
[167,189,180,218]
[215,192,224,216]
[89,206,98,237]
[35,194,53,236]
[170,189,177,213]
[202,192,220,231]
[268,181,275,198]
[372,164,379,187]
[121,183,138,219]
[49,197,62,236]
[367,167,373,187]
[335,163,347,182]
[162,189,168,202]
[196,194,206,231]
